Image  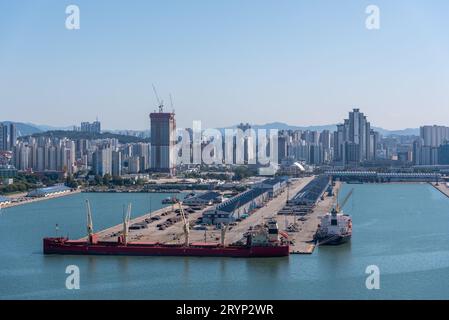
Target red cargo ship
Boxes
[43,238,289,257]
[43,201,289,258]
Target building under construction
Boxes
[149,88,176,176]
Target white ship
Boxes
[315,189,353,245]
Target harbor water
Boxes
[1,183,449,299]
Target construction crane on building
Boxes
[152,84,164,112]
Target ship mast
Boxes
[178,201,189,247]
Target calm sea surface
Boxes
[1,184,449,300]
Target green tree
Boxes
[112,176,124,186]
[94,175,103,185]
[103,174,112,185]
[66,176,79,189]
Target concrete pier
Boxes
[83,176,338,256]
[88,177,316,247]
[430,182,449,198]
[1,189,81,209]
[288,182,341,254]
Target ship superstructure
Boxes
[315,189,353,245]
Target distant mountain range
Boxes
[2,120,420,137]
[0,122,77,136]
[0,121,44,136]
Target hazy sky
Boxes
[1,0,449,130]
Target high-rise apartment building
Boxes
[112,151,122,177]
[413,126,449,165]
[333,108,377,165]
[132,143,151,171]
[150,108,176,175]
[0,123,8,151]
[9,123,16,150]
[420,125,449,147]
[81,121,101,134]
[93,146,112,176]
[128,156,140,174]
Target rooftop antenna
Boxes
[152,84,164,112]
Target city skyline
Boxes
[0,109,438,135]
[1,1,449,130]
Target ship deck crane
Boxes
[221,223,229,247]
[86,200,97,244]
[177,201,190,247]
[121,203,132,245]
[335,189,354,213]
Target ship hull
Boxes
[43,238,289,258]
[316,234,351,246]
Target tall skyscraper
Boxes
[9,123,16,150]
[112,151,122,177]
[0,123,8,151]
[277,134,288,164]
[150,107,176,175]
[333,108,377,165]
